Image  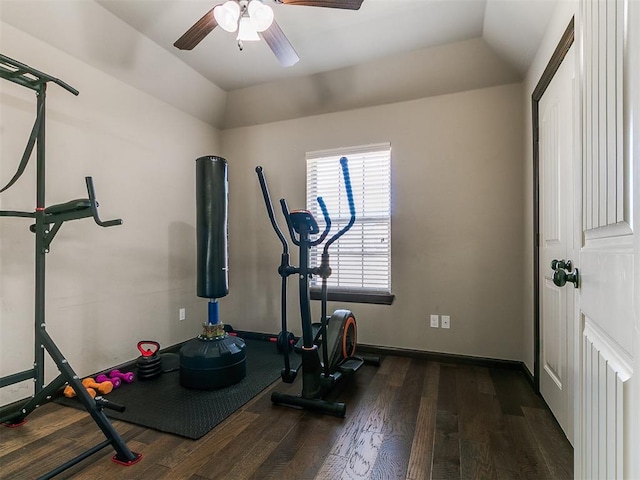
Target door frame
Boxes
[532,17,575,393]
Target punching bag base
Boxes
[179,334,246,390]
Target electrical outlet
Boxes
[441,315,451,329]
[430,314,439,328]
[179,308,186,321]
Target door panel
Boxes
[577,0,636,477]
[542,279,562,387]
[539,45,575,443]
[580,242,634,355]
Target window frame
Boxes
[306,143,394,305]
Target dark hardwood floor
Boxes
[0,356,573,479]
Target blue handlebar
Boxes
[310,196,331,246]
[318,196,330,223]
[324,157,356,252]
[340,157,356,220]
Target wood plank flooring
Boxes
[0,356,572,479]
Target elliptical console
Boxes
[256,157,377,417]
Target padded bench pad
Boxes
[44,199,91,215]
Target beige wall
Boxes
[221,83,524,361]
[0,23,220,404]
[521,0,577,376]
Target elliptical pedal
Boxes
[336,356,364,375]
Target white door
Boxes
[576,0,637,478]
[539,45,575,444]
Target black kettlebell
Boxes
[136,340,162,380]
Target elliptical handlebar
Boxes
[256,166,295,377]
[341,157,357,217]
[255,166,289,254]
[256,159,356,253]
[279,198,300,247]
[323,157,356,253]
[310,196,331,247]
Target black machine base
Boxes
[271,391,346,417]
[270,355,368,417]
[179,334,247,390]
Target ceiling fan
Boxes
[174,0,364,67]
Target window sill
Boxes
[310,289,395,305]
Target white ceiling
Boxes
[96,0,558,92]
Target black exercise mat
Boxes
[55,339,283,439]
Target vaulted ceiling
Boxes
[96,0,557,91]
[0,0,558,128]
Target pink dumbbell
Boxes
[96,373,121,388]
[109,369,135,383]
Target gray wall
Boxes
[221,83,524,360]
[0,23,219,404]
[224,37,520,128]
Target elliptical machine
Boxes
[256,157,376,417]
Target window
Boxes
[306,143,393,305]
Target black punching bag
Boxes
[196,156,229,299]
[181,155,246,391]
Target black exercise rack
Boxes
[0,53,142,479]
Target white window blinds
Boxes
[306,143,391,293]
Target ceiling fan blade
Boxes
[174,7,218,50]
[276,0,363,10]
[260,20,300,67]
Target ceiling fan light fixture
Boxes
[213,0,241,33]
[237,15,260,41]
[247,0,274,32]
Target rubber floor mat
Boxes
[55,339,283,439]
